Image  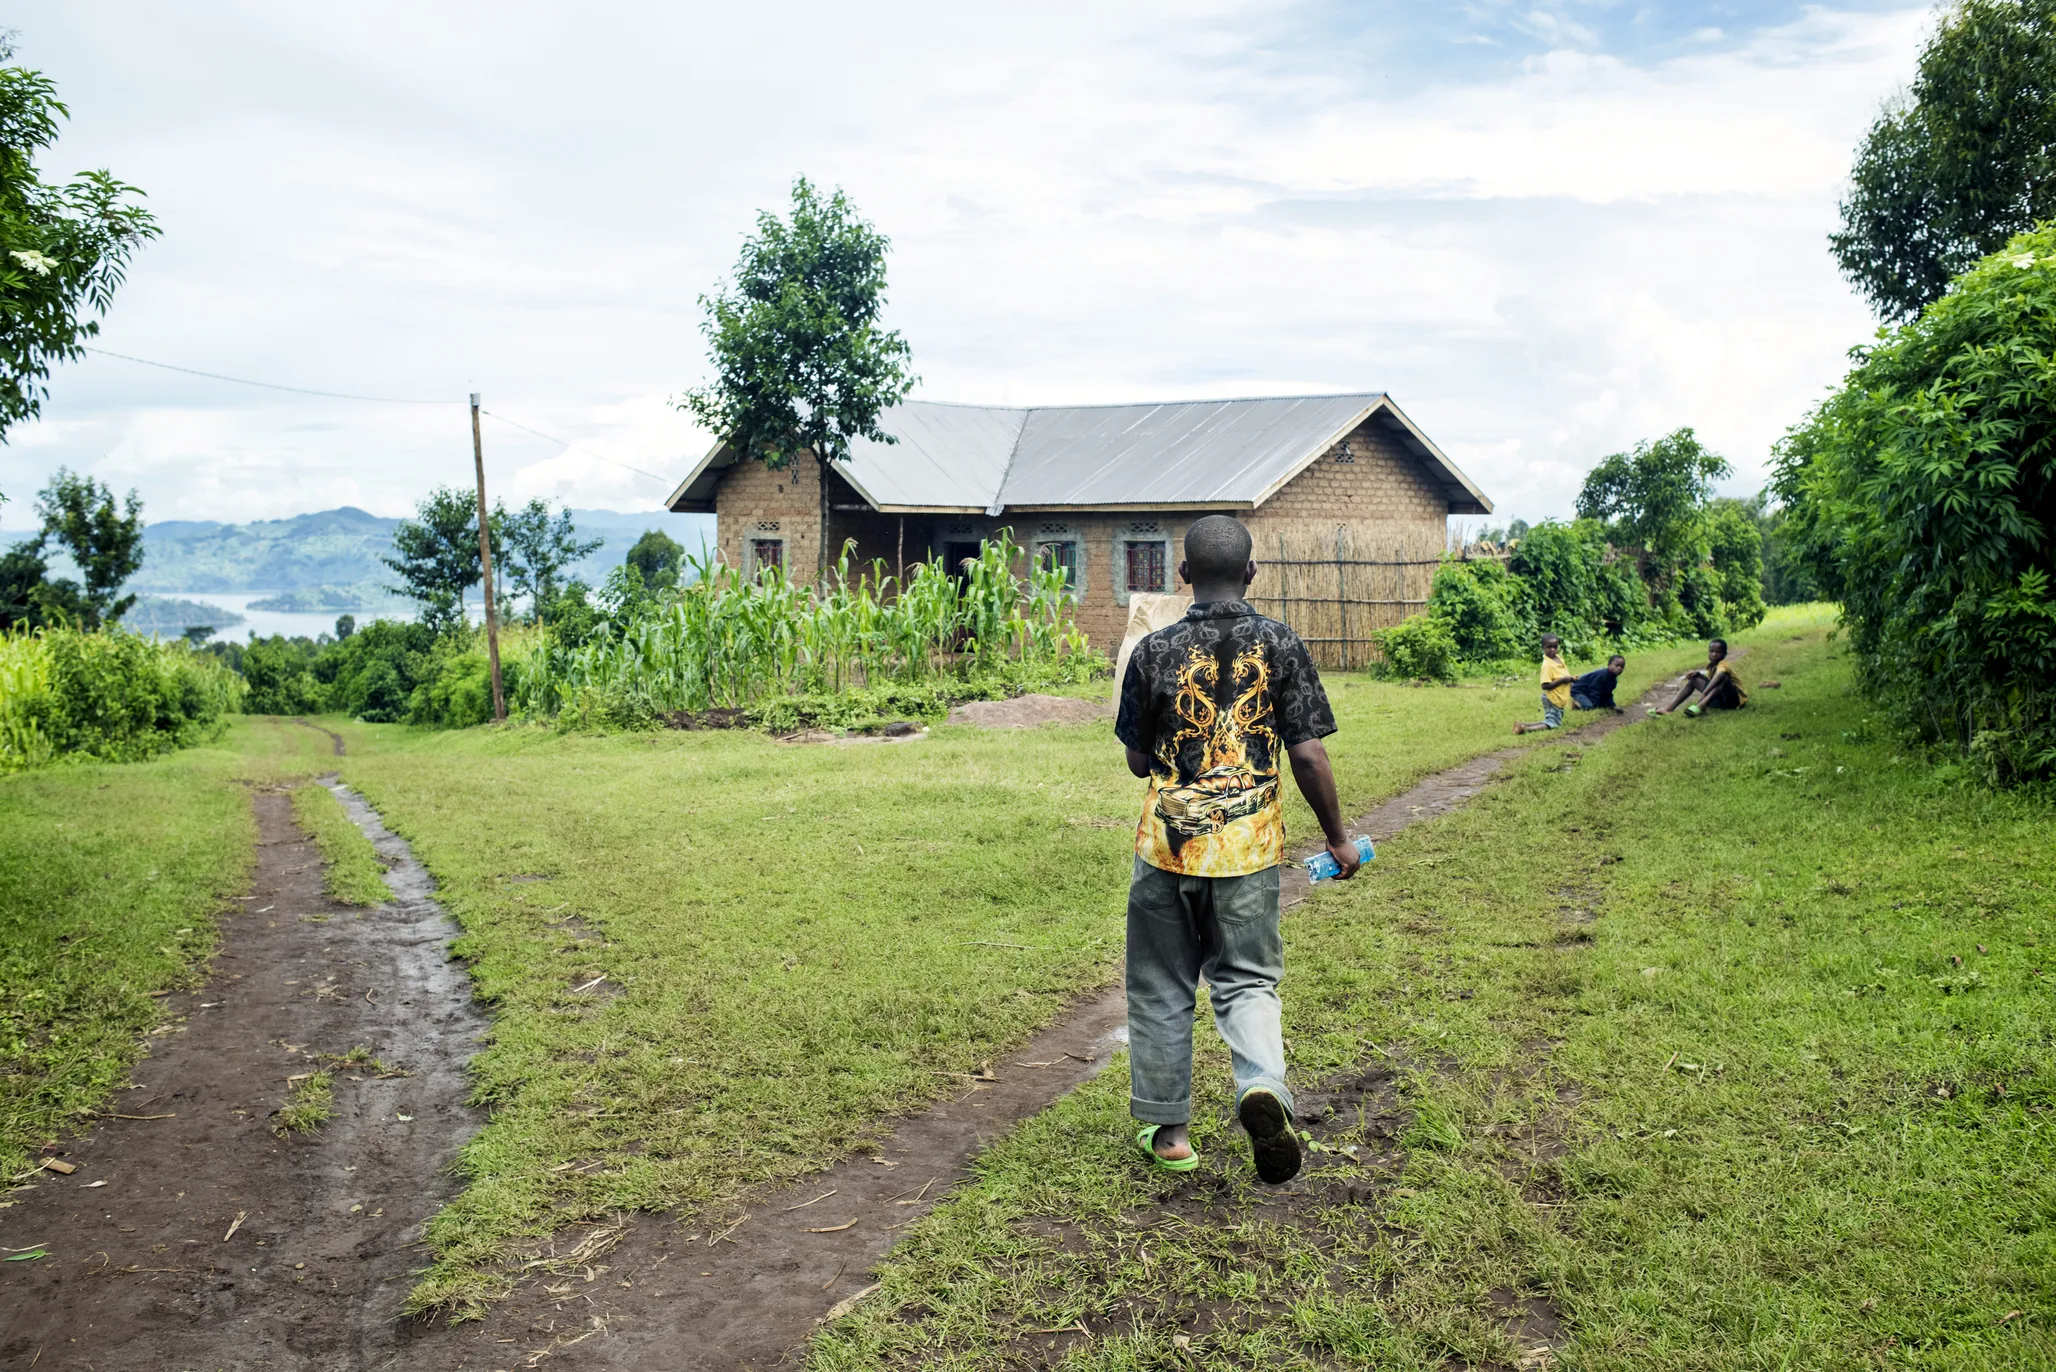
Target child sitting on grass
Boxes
[1653,638,1747,716]
[1514,634,1576,735]
[1571,654,1627,712]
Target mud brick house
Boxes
[665,392,1491,654]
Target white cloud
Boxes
[0,0,1928,535]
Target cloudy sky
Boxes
[0,0,1930,533]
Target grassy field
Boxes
[324,636,1719,1311]
[291,781,392,906]
[810,623,2056,1369]
[0,718,339,1178]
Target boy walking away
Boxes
[1514,634,1576,735]
[1653,638,1747,716]
[1114,515,1362,1185]
[1571,654,1627,713]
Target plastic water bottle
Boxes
[1303,836,1375,883]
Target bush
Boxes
[0,626,243,770]
[240,635,325,714]
[1372,615,1459,681]
[407,650,494,728]
[1774,220,2056,782]
[1424,559,1527,664]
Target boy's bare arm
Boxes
[1286,739,1361,879]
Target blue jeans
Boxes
[1540,696,1564,728]
[1125,857,1292,1126]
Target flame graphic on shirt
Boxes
[1138,643,1285,873]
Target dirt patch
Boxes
[0,779,484,1371]
[777,726,929,747]
[292,716,347,756]
[662,707,748,731]
[946,694,1111,729]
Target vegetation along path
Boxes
[399,664,1698,1371]
[0,738,485,1371]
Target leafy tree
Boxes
[680,176,917,576]
[0,539,45,629]
[624,528,683,592]
[1774,220,2056,780]
[334,613,355,639]
[0,41,160,442]
[1705,498,1768,629]
[1575,428,1732,590]
[1830,0,2056,322]
[501,499,600,623]
[383,485,500,635]
[30,466,143,628]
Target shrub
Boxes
[0,626,243,770]
[240,635,325,714]
[1424,559,1527,664]
[407,650,494,728]
[1372,615,1459,681]
[1774,220,2056,782]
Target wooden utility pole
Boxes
[470,392,506,722]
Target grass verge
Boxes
[810,621,2056,1370]
[272,1070,334,1135]
[291,781,391,906]
[0,717,340,1179]
[323,616,1785,1314]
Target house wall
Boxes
[712,455,823,582]
[708,414,1459,666]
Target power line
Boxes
[81,344,680,488]
[480,408,675,486]
[83,346,452,405]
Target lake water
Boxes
[144,591,432,643]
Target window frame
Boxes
[744,536,786,577]
[1032,537,1083,593]
[1112,530,1173,606]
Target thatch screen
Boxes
[1246,525,1463,670]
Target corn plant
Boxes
[512,530,1091,719]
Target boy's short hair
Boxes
[1709,638,1728,654]
[1540,634,1562,651]
[1608,654,1626,666]
[1184,516,1254,583]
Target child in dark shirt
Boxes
[1571,655,1626,711]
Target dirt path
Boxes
[398,676,1687,1372]
[0,774,484,1372]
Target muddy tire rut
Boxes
[0,775,484,1372]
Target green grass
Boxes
[810,621,2056,1370]
[272,1069,334,1135]
[0,717,340,1178]
[320,624,1747,1313]
[291,781,391,906]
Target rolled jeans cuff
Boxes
[1130,1092,1191,1126]
[1236,1078,1295,1120]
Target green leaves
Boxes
[0,46,159,440]
[1776,221,2056,782]
[1832,0,2056,322]
[678,177,917,565]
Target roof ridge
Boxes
[907,390,1384,415]
[985,408,1032,516]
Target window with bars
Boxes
[1125,540,1167,593]
[748,538,784,573]
[1035,540,1078,588]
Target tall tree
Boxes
[1830,0,2056,321]
[0,40,160,442]
[383,486,501,635]
[501,499,601,623]
[29,466,143,628]
[680,176,917,576]
[1575,428,1731,587]
[624,528,683,592]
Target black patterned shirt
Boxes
[1115,600,1336,876]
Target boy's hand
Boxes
[1324,837,1362,880]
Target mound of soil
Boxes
[660,707,747,730]
[946,694,1111,729]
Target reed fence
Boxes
[1248,525,1501,670]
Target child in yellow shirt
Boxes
[1514,634,1576,735]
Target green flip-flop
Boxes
[1135,1125,1199,1173]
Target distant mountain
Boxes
[122,505,714,600]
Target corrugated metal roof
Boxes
[1000,394,1381,507]
[666,391,1491,516]
[836,401,1025,510]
